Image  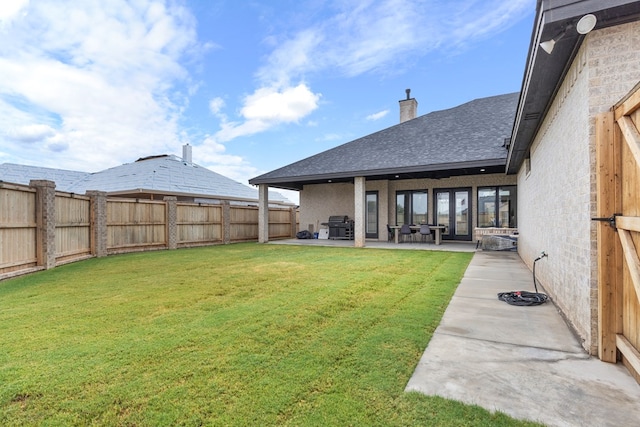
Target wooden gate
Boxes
[596,82,640,383]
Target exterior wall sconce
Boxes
[540,31,564,54]
[540,14,597,54]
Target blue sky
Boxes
[0,0,535,203]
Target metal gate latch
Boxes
[591,213,620,229]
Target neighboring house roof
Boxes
[507,0,640,174]
[0,155,291,204]
[0,163,90,189]
[250,93,519,190]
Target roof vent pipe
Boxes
[399,88,418,123]
[182,143,192,163]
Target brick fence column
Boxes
[30,180,56,269]
[222,201,231,244]
[164,196,177,249]
[86,190,107,257]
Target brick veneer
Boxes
[517,21,640,354]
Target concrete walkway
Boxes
[405,251,640,426]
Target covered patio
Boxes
[250,92,518,248]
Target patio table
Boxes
[390,225,445,245]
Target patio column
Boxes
[258,184,269,243]
[354,176,366,247]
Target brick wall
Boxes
[517,21,640,354]
[300,183,355,234]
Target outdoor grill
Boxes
[322,215,354,240]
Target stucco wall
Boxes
[299,173,516,239]
[516,21,640,354]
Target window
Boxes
[396,190,428,225]
[477,186,517,228]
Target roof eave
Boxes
[249,158,508,190]
[507,0,640,175]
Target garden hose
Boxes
[497,253,549,306]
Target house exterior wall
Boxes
[299,173,516,238]
[300,183,355,233]
[388,174,516,230]
[516,21,640,354]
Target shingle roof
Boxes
[0,163,90,189]
[1,156,290,204]
[250,92,519,190]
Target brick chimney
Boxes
[182,143,192,163]
[399,88,417,123]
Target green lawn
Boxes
[0,243,540,426]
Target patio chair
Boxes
[419,224,432,243]
[400,224,413,243]
[387,224,394,242]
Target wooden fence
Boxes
[177,202,223,247]
[107,198,167,253]
[56,192,91,263]
[0,183,37,276]
[0,180,298,280]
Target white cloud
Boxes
[242,84,320,123]
[195,136,258,184]
[0,0,200,171]
[0,0,29,28]
[316,133,344,142]
[209,97,225,115]
[7,123,56,143]
[256,29,324,86]
[366,110,389,121]
[255,0,532,81]
[256,0,433,82]
[446,1,533,51]
[212,83,321,143]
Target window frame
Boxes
[395,190,428,225]
[477,186,517,228]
